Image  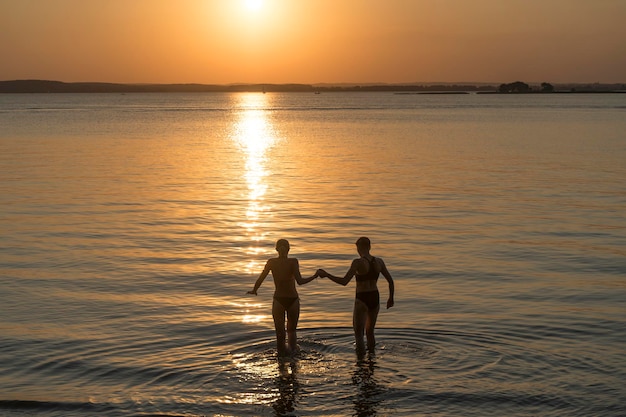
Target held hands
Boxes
[247,289,257,295]
[316,269,329,278]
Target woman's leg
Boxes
[365,305,380,351]
[272,299,288,355]
[353,299,368,353]
[285,299,301,354]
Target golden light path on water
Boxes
[227,95,308,409]
[224,94,284,405]
[231,93,277,326]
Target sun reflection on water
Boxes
[225,351,302,412]
[231,93,278,274]
[231,299,267,324]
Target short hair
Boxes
[276,239,290,250]
[355,236,371,249]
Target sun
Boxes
[244,0,264,12]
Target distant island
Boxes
[0,79,624,94]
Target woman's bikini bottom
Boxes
[273,296,299,310]
[355,290,380,310]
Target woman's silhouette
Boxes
[248,239,318,355]
[318,237,395,352]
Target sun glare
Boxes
[231,93,277,271]
[244,0,264,12]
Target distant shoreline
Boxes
[1,80,624,94]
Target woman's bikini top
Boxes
[355,257,379,282]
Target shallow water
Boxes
[0,92,625,416]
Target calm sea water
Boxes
[0,92,625,416]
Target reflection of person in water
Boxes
[273,359,300,415]
[248,239,318,356]
[352,354,384,416]
[318,237,395,353]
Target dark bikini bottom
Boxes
[355,290,380,310]
[273,296,299,310]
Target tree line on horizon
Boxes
[0,79,624,94]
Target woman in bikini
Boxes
[318,237,395,352]
[247,239,318,356]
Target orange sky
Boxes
[1,0,625,84]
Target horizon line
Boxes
[2,79,625,95]
[2,79,626,87]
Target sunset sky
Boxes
[1,0,625,85]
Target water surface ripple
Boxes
[1,92,625,416]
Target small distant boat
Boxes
[314,91,321,94]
